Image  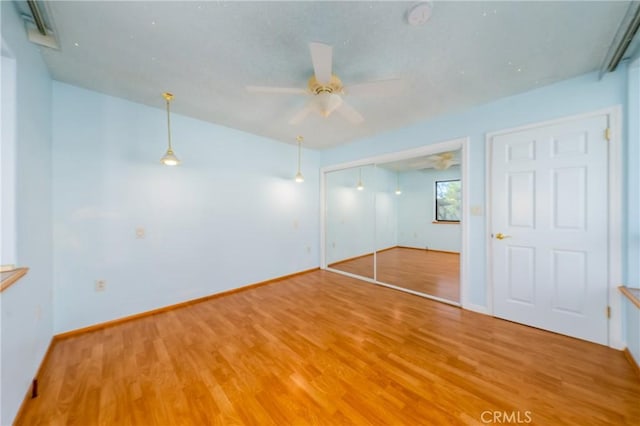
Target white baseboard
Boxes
[462,302,490,315]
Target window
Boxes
[435,179,461,222]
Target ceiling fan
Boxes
[246,42,403,125]
[426,152,459,170]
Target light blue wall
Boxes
[322,69,627,309]
[52,83,320,333]
[398,166,461,252]
[0,2,54,425]
[622,56,639,367]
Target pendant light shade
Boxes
[295,135,304,183]
[160,92,180,166]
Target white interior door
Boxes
[490,113,609,345]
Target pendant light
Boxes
[395,172,402,195]
[356,168,364,191]
[160,92,180,166]
[294,135,304,183]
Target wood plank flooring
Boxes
[329,248,460,302]
[329,254,375,279]
[17,270,640,425]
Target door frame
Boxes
[485,106,623,349]
[320,137,470,308]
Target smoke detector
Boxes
[407,2,433,26]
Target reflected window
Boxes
[435,180,461,222]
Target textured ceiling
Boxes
[32,1,631,149]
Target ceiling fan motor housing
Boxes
[308,75,344,95]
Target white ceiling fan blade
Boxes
[345,79,405,97]
[246,86,308,95]
[289,104,314,125]
[309,42,333,85]
[335,100,364,124]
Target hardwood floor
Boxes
[329,248,460,302]
[378,248,459,302]
[17,270,639,425]
[329,253,375,279]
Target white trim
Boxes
[1,49,17,267]
[319,166,327,269]
[485,106,624,349]
[459,138,471,310]
[484,127,494,314]
[320,137,470,308]
[607,105,624,350]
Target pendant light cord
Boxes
[166,97,173,151]
[296,135,303,174]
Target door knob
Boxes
[495,233,511,240]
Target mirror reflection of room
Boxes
[377,152,461,303]
[325,151,461,304]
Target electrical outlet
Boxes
[306,246,311,254]
[95,280,106,291]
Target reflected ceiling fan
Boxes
[246,42,403,125]
[427,152,459,170]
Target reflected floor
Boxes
[329,247,459,302]
[328,253,375,279]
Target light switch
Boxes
[135,227,145,238]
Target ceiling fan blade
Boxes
[289,104,314,125]
[335,100,364,124]
[246,86,308,95]
[345,79,405,97]
[309,42,333,85]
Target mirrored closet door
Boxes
[322,143,464,305]
[325,165,376,279]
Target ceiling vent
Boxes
[19,0,59,49]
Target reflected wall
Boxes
[325,165,376,279]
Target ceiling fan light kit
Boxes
[314,92,343,117]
